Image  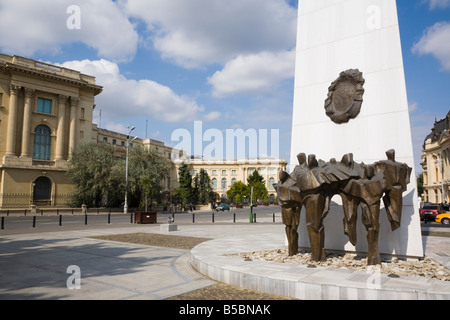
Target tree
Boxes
[246,170,269,203]
[417,173,424,199]
[128,146,170,209]
[247,170,265,185]
[178,163,193,206]
[68,143,170,209]
[67,142,122,207]
[198,169,214,205]
[192,174,200,206]
[227,181,249,204]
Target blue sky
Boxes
[0,0,449,174]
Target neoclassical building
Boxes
[0,53,288,209]
[174,158,288,202]
[421,111,450,204]
[0,54,102,208]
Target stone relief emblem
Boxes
[325,69,365,124]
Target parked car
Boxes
[216,203,230,212]
[419,204,445,221]
[435,212,450,225]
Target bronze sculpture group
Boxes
[276,149,412,265]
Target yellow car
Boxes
[435,212,450,225]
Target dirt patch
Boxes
[92,232,211,250]
[165,283,297,300]
[92,233,297,300]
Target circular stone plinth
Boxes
[190,233,450,300]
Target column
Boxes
[4,85,21,157]
[20,88,35,158]
[55,95,68,161]
[68,97,78,158]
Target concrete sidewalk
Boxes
[0,223,449,300]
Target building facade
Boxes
[0,54,102,208]
[0,53,287,209]
[421,111,450,204]
[174,158,287,202]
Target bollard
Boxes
[130,213,133,224]
[85,214,88,225]
[7,210,9,216]
[273,213,275,223]
[233,213,236,223]
[32,216,36,228]
[72,209,74,215]
[59,214,62,227]
[1,217,4,230]
[253,213,256,223]
[108,213,111,225]
[212,213,215,223]
[192,214,195,223]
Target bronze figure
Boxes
[276,149,411,266]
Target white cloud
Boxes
[427,0,450,9]
[409,101,419,113]
[0,0,138,62]
[59,59,204,123]
[203,111,221,122]
[412,22,450,71]
[120,0,297,69]
[208,50,296,98]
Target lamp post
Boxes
[124,125,137,214]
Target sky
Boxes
[0,0,449,174]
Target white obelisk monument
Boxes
[291,0,424,258]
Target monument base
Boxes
[161,224,178,232]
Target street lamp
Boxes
[124,125,137,214]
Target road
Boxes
[0,206,282,234]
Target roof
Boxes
[424,111,450,145]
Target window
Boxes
[121,141,125,147]
[269,177,275,190]
[193,170,198,176]
[103,137,108,143]
[232,170,237,175]
[221,178,227,190]
[112,139,117,145]
[259,168,265,175]
[37,98,52,114]
[80,108,85,119]
[212,178,218,190]
[231,178,237,186]
[212,170,217,175]
[249,169,255,175]
[33,125,52,161]
[222,170,227,175]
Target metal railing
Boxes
[0,193,72,209]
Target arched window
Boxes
[269,177,275,190]
[231,178,237,186]
[33,177,52,202]
[33,125,52,161]
[212,178,217,190]
[221,178,227,190]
